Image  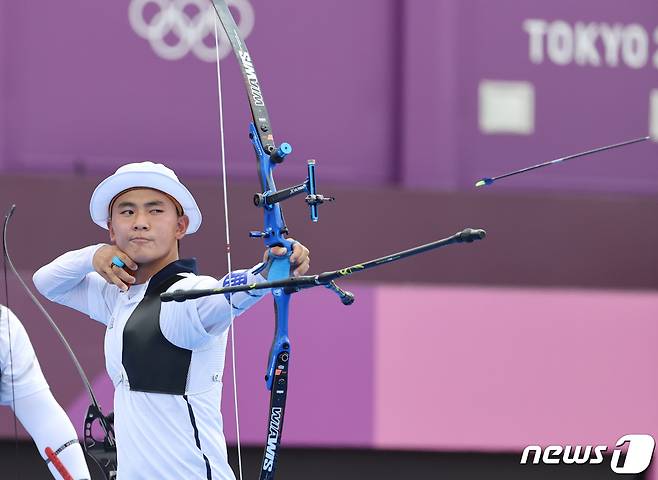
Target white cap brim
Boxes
[89,170,202,234]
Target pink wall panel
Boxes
[374,285,658,455]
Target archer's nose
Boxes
[132,213,150,230]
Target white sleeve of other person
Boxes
[14,389,92,480]
[0,306,49,404]
[1,306,91,480]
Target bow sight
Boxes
[250,149,335,231]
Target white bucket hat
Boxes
[89,162,202,234]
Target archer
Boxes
[32,161,310,479]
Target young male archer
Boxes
[33,161,310,479]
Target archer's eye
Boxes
[150,209,164,214]
[120,209,134,215]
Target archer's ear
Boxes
[108,220,116,242]
[176,215,190,239]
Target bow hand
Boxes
[260,239,310,279]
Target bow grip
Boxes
[264,254,292,391]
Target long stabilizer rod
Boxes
[161,228,486,304]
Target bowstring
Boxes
[213,18,244,480]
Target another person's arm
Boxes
[0,307,91,479]
[13,390,91,480]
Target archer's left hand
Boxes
[262,238,310,278]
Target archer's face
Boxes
[108,188,188,265]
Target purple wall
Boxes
[0,0,6,167]
[0,1,398,185]
[1,1,657,192]
[403,0,658,192]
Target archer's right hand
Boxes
[92,245,138,292]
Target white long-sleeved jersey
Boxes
[33,245,268,480]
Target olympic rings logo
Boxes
[128,0,255,62]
